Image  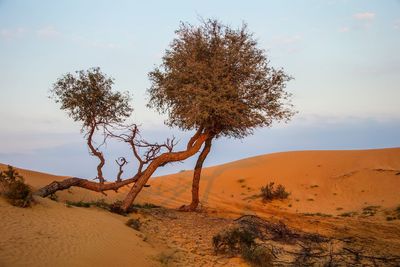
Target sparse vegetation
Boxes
[213,227,255,254]
[125,218,141,230]
[65,200,91,208]
[385,205,400,221]
[241,245,273,267]
[386,216,397,221]
[303,212,333,218]
[63,199,144,215]
[156,250,177,266]
[310,184,319,188]
[213,226,273,267]
[260,182,289,202]
[49,193,58,202]
[361,205,380,217]
[237,179,245,183]
[339,211,358,217]
[133,203,160,209]
[0,165,33,207]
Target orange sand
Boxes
[1,147,400,266]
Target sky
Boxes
[0,0,399,179]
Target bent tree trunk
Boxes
[120,133,209,211]
[35,131,210,213]
[87,126,106,183]
[179,136,213,211]
[35,177,138,198]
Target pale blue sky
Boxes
[0,0,399,178]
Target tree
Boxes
[50,67,132,184]
[37,67,211,212]
[148,19,295,211]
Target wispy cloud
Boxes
[394,19,400,30]
[338,26,350,33]
[269,34,303,54]
[353,12,375,20]
[0,27,25,40]
[70,35,121,49]
[36,26,60,38]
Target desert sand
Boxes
[1,147,400,266]
[140,147,400,216]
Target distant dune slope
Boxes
[136,147,400,216]
[2,147,400,217]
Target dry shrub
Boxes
[126,218,141,230]
[241,245,273,267]
[261,182,289,202]
[213,227,273,267]
[0,165,33,207]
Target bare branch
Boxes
[115,157,128,182]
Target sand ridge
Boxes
[1,148,400,266]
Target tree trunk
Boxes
[35,130,209,213]
[87,126,105,183]
[35,177,138,198]
[179,137,212,211]
[120,132,209,212]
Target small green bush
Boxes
[0,165,33,208]
[260,182,289,202]
[126,218,141,230]
[65,200,91,207]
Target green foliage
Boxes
[50,67,132,129]
[260,182,289,202]
[125,218,141,230]
[64,199,138,215]
[0,165,33,208]
[65,200,91,208]
[148,19,294,138]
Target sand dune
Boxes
[1,147,400,266]
[0,197,157,267]
[139,147,400,216]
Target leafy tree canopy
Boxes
[148,19,295,139]
[50,67,132,129]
